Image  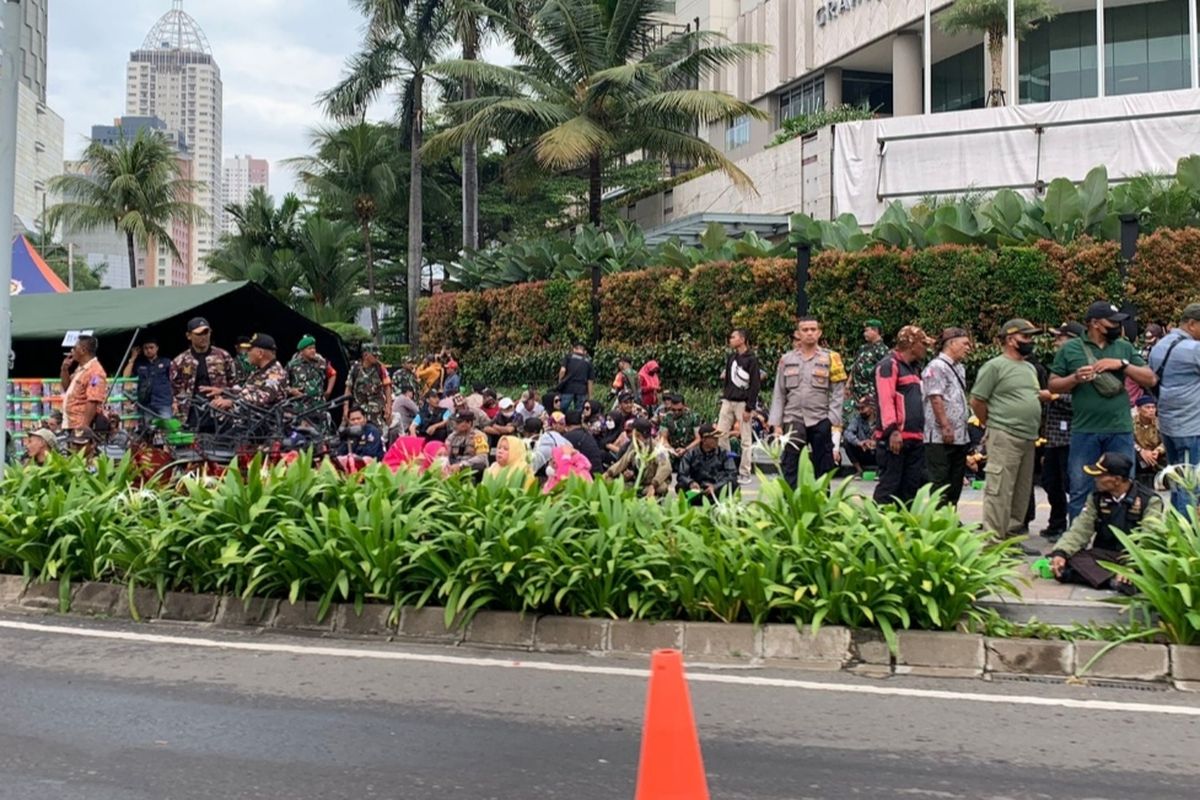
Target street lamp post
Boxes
[0,0,26,473]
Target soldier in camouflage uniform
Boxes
[171,317,237,428]
[287,335,337,402]
[656,393,699,465]
[209,334,290,411]
[233,336,255,384]
[344,343,392,429]
[846,319,890,422]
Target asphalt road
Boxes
[2,613,1199,800]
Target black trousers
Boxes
[1056,548,1124,589]
[1041,445,1070,534]
[780,420,834,487]
[845,442,878,472]
[873,440,927,505]
[926,442,969,508]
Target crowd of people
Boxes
[15,298,1200,594]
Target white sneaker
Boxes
[737,474,753,485]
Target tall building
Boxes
[10,0,62,235]
[221,155,270,234]
[126,1,223,282]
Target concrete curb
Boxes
[3,577,1197,690]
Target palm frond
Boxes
[535,115,613,170]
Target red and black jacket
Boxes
[875,352,925,442]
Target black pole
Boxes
[795,244,811,318]
[1118,214,1140,339]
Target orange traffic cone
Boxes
[634,648,710,800]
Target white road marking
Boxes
[1,618,1197,717]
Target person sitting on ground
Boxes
[604,418,672,499]
[45,410,63,433]
[485,435,534,486]
[382,434,426,472]
[411,389,451,442]
[1050,452,1162,594]
[514,389,545,425]
[657,392,699,464]
[544,444,594,492]
[480,389,501,419]
[484,397,519,448]
[22,428,58,467]
[415,355,443,395]
[581,398,606,434]
[391,386,420,439]
[451,393,490,429]
[521,416,544,456]
[1132,395,1165,485]
[532,412,572,475]
[338,406,385,462]
[562,409,606,474]
[543,392,563,416]
[843,396,879,477]
[444,411,489,477]
[616,391,647,421]
[464,383,487,411]
[677,424,738,504]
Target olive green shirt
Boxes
[970,355,1042,441]
[1050,338,1144,434]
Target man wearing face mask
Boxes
[1049,301,1158,521]
[970,320,1044,551]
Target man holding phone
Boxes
[60,335,107,433]
[122,336,174,423]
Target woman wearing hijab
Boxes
[543,444,594,493]
[638,360,661,410]
[485,435,535,486]
[382,435,426,472]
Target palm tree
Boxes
[940,0,1058,107]
[293,215,366,324]
[324,0,453,347]
[47,128,204,288]
[425,0,766,345]
[286,123,396,341]
[207,189,304,303]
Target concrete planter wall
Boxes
[3,575,1197,691]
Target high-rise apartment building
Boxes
[126,1,223,282]
[221,155,270,235]
[10,0,63,235]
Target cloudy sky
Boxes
[46,0,509,198]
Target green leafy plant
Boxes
[769,103,876,148]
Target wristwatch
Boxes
[1121,358,1131,369]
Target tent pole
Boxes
[108,327,142,409]
[0,0,25,473]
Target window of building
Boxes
[933,44,985,112]
[1019,8,1098,103]
[725,115,751,150]
[1107,0,1190,95]
[842,71,893,115]
[778,75,824,125]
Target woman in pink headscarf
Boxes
[543,444,594,493]
[638,360,661,409]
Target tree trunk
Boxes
[363,220,379,342]
[588,155,603,349]
[988,27,1005,107]
[462,28,480,253]
[125,230,139,288]
[407,72,425,348]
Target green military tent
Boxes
[9,281,348,380]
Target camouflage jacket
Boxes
[348,360,392,427]
[234,353,255,384]
[658,409,699,450]
[238,360,290,407]
[849,341,890,404]
[288,354,331,399]
[171,347,237,405]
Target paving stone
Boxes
[159,591,220,622]
[398,606,465,643]
[986,637,1073,675]
[0,574,26,604]
[1174,680,1200,692]
[682,622,757,661]
[1170,645,1200,682]
[19,580,63,611]
[1073,641,1169,682]
[115,587,161,621]
[465,611,536,649]
[897,631,984,674]
[273,600,334,632]
[759,624,849,668]
[334,603,397,636]
[71,582,123,616]
[534,616,609,653]
[215,596,278,627]
[609,620,684,654]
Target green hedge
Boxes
[421,230,1200,386]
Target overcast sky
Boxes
[46,0,510,198]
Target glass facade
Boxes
[779,75,824,124]
[842,70,893,115]
[1019,0,1193,104]
[725,115,750,149]
[933,44,986,112]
